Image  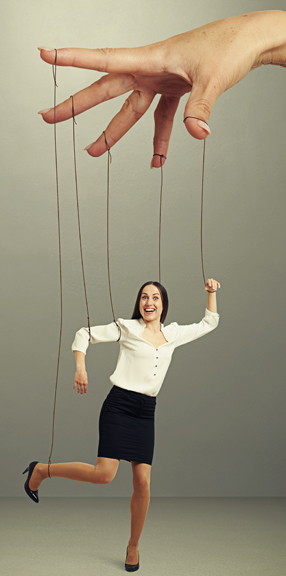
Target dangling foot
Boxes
[28,462,43,491]
[23,461,41,503]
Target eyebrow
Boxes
[142,292,160,296]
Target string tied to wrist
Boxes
[152,154,166,283]
[183,117,207,288]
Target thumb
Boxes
[183,81,220,140]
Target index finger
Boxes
[38,45,163,75]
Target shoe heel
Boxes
[22,468,29,474]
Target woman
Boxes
[23,278,220,571]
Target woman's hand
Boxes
[38,11,286,167]
[205,278,221,293]
[73,369,88,395]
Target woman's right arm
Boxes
[73,351,88,395]
[71,321,122,395]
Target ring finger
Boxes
[39,72,136,124]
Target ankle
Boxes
[38,463,48,481]
[128,541,139,549]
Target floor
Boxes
[0,498,285,576]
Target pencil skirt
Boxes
[97,385,157,465]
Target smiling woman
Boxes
[23,277,220,570]
[132,280,169,323]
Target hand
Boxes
[205,278,221,293]
[38,10,286,167]
[73,369,88,395]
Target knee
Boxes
[90,466,117,485]
[101,471,116,484]
[134,478,150,497]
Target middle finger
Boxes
[86,88,155,157]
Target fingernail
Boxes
[38,46,55,51]
[38,108,52,115]
[198,120,211,135]
[84,143,94,151]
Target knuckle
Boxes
[154,98,178,124]
[122,92,144,121]
[153,136,169,149]
[191,98,212,119]
[97,47,116,71]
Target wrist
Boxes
[248,10,286,65]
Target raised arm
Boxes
[205,278,220,314]
[38,10,286,166]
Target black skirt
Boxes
[97,385,157,465]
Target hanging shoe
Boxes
[125,545,139,572]
[23,461,39,503]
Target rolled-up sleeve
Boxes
[175,308,220,348]
[71,321,121,355]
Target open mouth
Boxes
[144,308,156,314]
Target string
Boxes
[103,131,121,341]
[48,49,61,479]
[200,139,206,287]
[183,116,208,287]
[70,95,91,342]
[153,153,166,284]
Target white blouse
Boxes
[72,308,220,397]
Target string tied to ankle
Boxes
[48,48,61,480]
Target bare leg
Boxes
[126,461,151,565]
[29,457,119,490]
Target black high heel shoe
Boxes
[125,545,139,572]
[23,461,39,503]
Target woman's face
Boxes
[139,284,163,324]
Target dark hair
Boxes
[131,281,169,324]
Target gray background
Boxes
[1,0,285,497]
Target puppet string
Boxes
[48,49,61,479]
[153,154,166,284]
[103,131,121,341]
[70,95,91,342]
[200,138,206,287]
[183,117,207,287]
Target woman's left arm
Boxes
[205,278,221,314]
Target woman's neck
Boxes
[144,319,161,333]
